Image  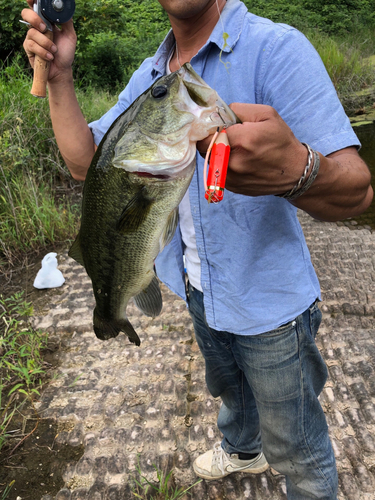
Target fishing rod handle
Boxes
[30,29,53,98]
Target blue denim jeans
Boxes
[187,283,338,500]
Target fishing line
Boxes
[216,0,225,33]
[212,0,232,91]
[216,0,232,72]
[203,129,220,193]
[203,1,233,204]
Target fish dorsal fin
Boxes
[68,232,85,267]
[160,208,179,251]
[117,186,154,233]
[133,275,162,318]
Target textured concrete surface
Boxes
[30,211,375,500]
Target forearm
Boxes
[291,148,373,221]
[48,70,96,181]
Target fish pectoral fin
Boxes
[68,232,85,267]
[93,309,141,346]
[160,208,179,251]
[133,275,162,317]
[117,186,154,233]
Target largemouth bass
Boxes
[69,63,237,345]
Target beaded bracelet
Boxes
[277,143,320,201]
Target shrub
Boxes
[0,0,27,61]
[73,0,169,89]
[75,31,160,90]
[243,0,375,33]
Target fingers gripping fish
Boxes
[68,63,238,345]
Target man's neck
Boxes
[168,0,226,71]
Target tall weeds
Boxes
[0,291,48,454]
[0,56,117,267]
[307,29,375,96]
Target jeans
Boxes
[187,283,338,500]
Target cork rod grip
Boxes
[30,29,54,98]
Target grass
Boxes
[0,56,117,268]
[0,291,49,454]
[0,291,49,460]
[131,459,201,499]
[0,480,14,500]
[0,57,77,267]
[306,28,375,100]
[0,166,79,266]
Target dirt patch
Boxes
[0,243,69,316]
[0,417,84,500]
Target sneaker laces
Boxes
[212,442,227,475]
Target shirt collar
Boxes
[151,0,247,76]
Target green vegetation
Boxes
[243,0,375,34]
[1,480,14,500]
[0,291,48,453]
[0,56,117,268]
[131,460,201,499]
[306,29,375,97]
[73,0,169,89]
[0,58,77,266]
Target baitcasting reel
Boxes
[34,0,75,28]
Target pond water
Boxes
[352,123,375,229]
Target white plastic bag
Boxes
[33,252,65,289]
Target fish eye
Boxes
[151,85,168,99]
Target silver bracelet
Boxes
[290,148,320,199]
[277,144,320,201]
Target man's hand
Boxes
[225,103,307,197]
[197,103,373,221]
[22,0,77,83]
[198,103,307,197]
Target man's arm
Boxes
[22,3,95,181]
[291,147,372,221]
[48,71,97,181]
[205,104,372,222]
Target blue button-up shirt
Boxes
[89,0,360,336]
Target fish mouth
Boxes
[113,63,238,179]
[136,172,169,180]
[177,63,239,136]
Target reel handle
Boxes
[30,29,53,98]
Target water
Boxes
[352,123,375,229]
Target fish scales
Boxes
[69,63,238,345]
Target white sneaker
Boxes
[193,442,269,480]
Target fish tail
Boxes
[93,309,141,346]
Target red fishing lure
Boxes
[204,129,231,203]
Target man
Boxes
[22,0,372,498]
